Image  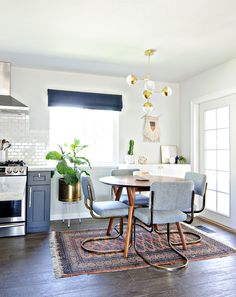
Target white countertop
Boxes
[28,164,118,172]
[28,165,55,171]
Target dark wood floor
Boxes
[0,218,236,297]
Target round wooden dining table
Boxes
[99,175,183,257]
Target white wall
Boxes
[9,66,180,219]
[180,57,236,160]
[11,66,180,164]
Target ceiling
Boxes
[0,0,236,82]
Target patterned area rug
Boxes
[50,224,236,278]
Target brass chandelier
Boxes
[126,49,172,112]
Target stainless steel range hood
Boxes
[0,62,29,114]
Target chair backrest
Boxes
[185,172,207,197]
[81,176,96,203]
[150,181,194,211]
[111,168,140,176]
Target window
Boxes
[203,106,230,216]
[49,107,118,165]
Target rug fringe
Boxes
[49,231,64,278]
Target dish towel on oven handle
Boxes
[0,176,27,201]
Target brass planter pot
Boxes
[59,178,81,202]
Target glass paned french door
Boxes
[203,106,230,216]
[199,94,236,228]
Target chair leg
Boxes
[154,223,202,246]
[106,218,114,236]
[119,218,123,236]
[176,222,187,250]
[81,217,125,254]
[134,220,189,271]
[153,224,159,231]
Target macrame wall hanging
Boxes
[143,115,160,142]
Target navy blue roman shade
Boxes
[48,89,123,111]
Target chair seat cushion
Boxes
[93,201,129,217]
[120,194,149,206]
[134,208,187,225]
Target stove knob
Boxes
[6,168,12,174]
[13,168,18,174]
[19,168,25,174]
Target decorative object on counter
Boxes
[160,145,177,164]
[0,150,7,162]
[175,155,179,164]
[126,49,172,113]
[143,115,160,142]
[125,139,135,164]
[138,155,147,164]
[169,157,176,164]
[178,155,187,164]
[0,139,11,162]
[46,138,91,202]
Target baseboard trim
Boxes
[199,216,236,235]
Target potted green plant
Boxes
[178,155,187,164]
[125,139,135,164]
[46,138,91,202]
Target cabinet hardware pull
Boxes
[29,187,32,208]
[38,173,41,178]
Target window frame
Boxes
[48,106,119,166]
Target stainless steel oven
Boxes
[0,161,27,237]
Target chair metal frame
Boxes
[154,183,208,246]
[133,190,195,271]
[81,182,128,254]
[171,183,207,246]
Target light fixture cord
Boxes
[147,54,151,80]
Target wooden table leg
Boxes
[106,186,123,236]
[176,222,187,250]
[124,187,135,257]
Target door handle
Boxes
[29,187,32,208]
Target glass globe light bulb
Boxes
[143,89,153,100]
[143,100,153,113]
[126,74,138,85]
[162,86,172,97]
[144,79,155,91]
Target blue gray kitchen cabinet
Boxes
[26,171,51,233]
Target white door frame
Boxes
[190,86,236,171]
[190,87,236,229]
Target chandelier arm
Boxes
[132,76,148,81]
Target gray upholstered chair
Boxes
[133,181,194,271]
[180,171,207,244]
[111,169,149,206]
[184,171,207,218]
[81,176,129,254]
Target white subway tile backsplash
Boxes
[0,113,48,165]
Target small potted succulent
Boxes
[46,138,91,202]
[125,139,135,164]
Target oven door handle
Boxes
[0,223,25,228]
[29,187,32,208]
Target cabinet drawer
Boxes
[27,171,51,185]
